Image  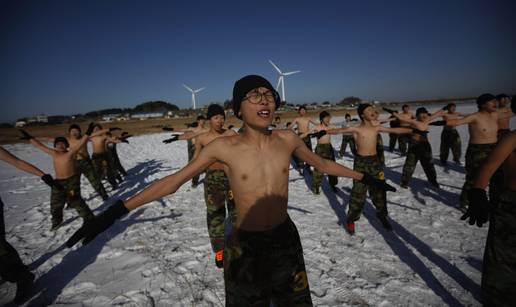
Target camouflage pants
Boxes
[293,136,312,170]
[312,144,338,191]
[0,197,32,283]
[398,133,411,155]
[347,155,387,222]
[439,127,461,163]
[459,144,496,208]
[401,140,437,186]
[482,189,516,307]
[377,134,385,165]
[50,175,94,228]
[106,149,124,183]
[75,157,108,199]
[203,169,235,253]
[224,216,313,306]
[339,134,356,156]
[388,133,398,151]
[187,141,200,186]
[491,129,512,206]
[108,146,127,177]
[92,152,118,188]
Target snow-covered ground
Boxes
[1,103,514,306]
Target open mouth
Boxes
[257,110,270,118]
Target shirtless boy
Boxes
[20,128,96,230]
[397,104,415,155]
[439,103,465,165]
[90,124,121,189]
[462,98,516,306]
[68,124,109,200]
[328,103,411,234]
[192,104,237,268]
[66,75,395,306]
[289,105,318,173]
[446,94,514,209]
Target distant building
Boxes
[27,115,48,123]
[131,112,164,120]
[15,120,26,127]
[102,114,123,122]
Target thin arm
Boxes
[0,147,45,177]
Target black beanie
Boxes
[54,136,69,148]
[319,111,330,122]
[476,93,496,108]
[357,103,372,120]
[232,75,280,119]
[207,104,225,119]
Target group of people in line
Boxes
[1,74,514,306]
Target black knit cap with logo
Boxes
[232,75,280,119]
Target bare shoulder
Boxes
[224,129,238,136]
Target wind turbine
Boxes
[268,60,300,103]
[182,84,205,109]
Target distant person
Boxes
[307,111,338,194]
[105,132,125,184]
[90,124,122,189]
[288,105,318,174]
[339,113,357,156]
[163,115,207,187]
[67,124,109,200]
[496,94,513,140]
[272,115,283,129]
[328,103,410,234]
[461,97,516,306]
[439,103,465,165]
[191,104,237,268]
[66,75,395,306]
[397,104,415,155]
[387,111,400,152]
[0,146,58,304]
[393,107,445,189]
[20,128,97,230]
[446,94,514,210]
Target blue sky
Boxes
[1,0,515,122]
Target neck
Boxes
[241,123,271,145]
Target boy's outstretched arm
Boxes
[446,113,476,127]
[0,146,45,177]
[66,140,220,247]
[326,127,356,135]
[379,127,412,134]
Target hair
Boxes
[416,107,429,117]
[298,105,307,112]
[357,103,372,120]
[447,103,456,110]
[196,115,206,121]
[402,104,409,110]
[496,94,509,100]
[53,136,69,148]
[228,125,234,129]
[319,111,330,123]
[345,113,351,118]
[68,124,81,132]
[93,123,103,130]
[275,116,281,121]
[207,104,225,119]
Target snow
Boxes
[1,103,514,306]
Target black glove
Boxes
[109,127,121,132]
[351,118,359,122]
[162,135,180,144]
[361,173,396,192]
[309,130,327,139]
[162,127,175,131]
[461,188,489,227]
[85,122,95,136]
[429,120,446,126]
[19,129,34,140]
[121,139,129,143]
[66,199,129,247]
[382,107,396,115]
[121,131,129,136]
[442,105,449,111]
[41,174,63,190]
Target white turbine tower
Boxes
[182,84,205,110]
[268,60,300,103]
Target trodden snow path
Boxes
[1,103,514,306]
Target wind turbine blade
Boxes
[182,84,194,92]
[276,77,282,90]
[268,60,282,74]
[194,87,205,93]
[283,70,301,76]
